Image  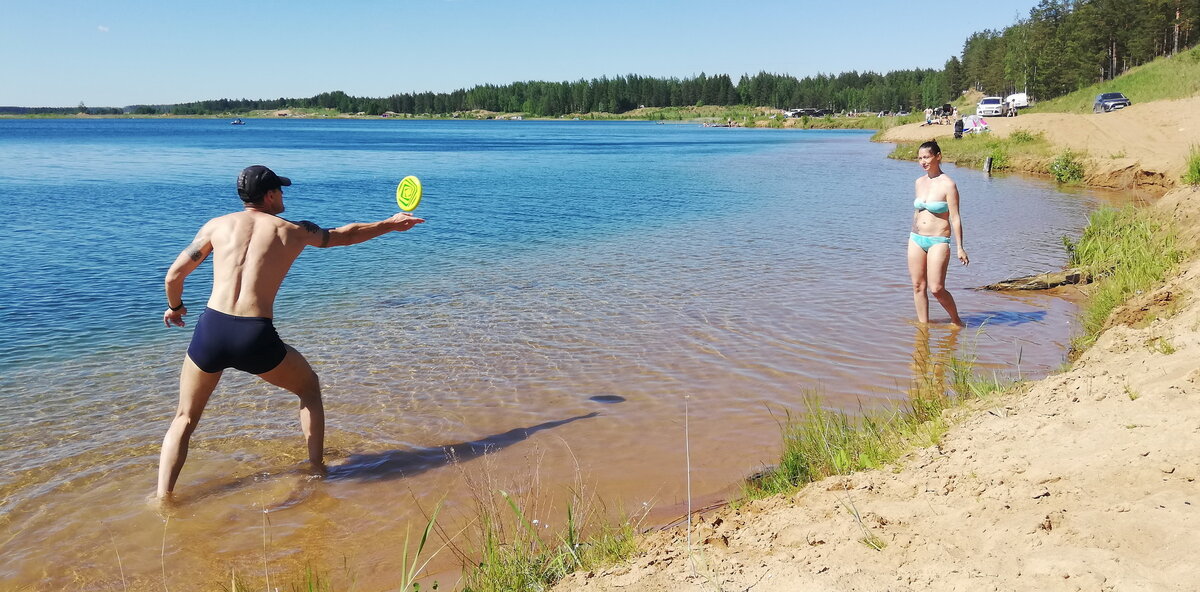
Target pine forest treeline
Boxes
[960,0,1199,101]
[27,0,1197,116]
[167,70,950,117]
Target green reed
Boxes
[744,351,1009,501]
[459,490,643,592]
[1063,207,1185,349]
[1182,145,1200,185]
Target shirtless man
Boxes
[157,165,423,498]
[907,141,969,326]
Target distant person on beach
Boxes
[908,141,968,326]
[156,165,424,499]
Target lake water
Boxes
[0,118,1121,590]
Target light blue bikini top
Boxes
[914,199,950,214]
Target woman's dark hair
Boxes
[919,140,941,155]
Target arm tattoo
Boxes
[185,240,205,262]
[299,220,330,247]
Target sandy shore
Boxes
[553,101,1200,591]
[880,96,1200,193]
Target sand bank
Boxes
[553,99,1200,591]
[880,96,1200,193]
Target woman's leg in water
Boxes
[907,239,930,323]
[926,243,964,326]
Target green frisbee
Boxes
[395,176,423,211]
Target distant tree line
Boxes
[166,70,950,117]
[0,105,124,115]
[6,0,1195,117]
[961,0,1199,99]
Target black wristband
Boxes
[169,302,185,311]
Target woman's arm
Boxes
[945,180,969,265]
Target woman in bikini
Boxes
[908,140,969,326]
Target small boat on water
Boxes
[230,119,245,125]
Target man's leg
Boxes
[257,345,325,470]
[157,355,222,498]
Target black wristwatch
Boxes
[169,302,185,311]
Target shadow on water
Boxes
[180,410,614,509]
[958,310,1047,328]
[588,395,625,404]
[326,412,600,482]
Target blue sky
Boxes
[2,0,1039,108]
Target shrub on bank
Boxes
[1008,129,1042,144]
[1049,149,1086,184]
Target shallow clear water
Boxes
[0,118,1120,589]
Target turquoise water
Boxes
[0,118,1110,588]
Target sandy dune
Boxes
[880,97,1200,192]
[553,100,1200,591]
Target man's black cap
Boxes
[237,165,292,201]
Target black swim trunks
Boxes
[187,308,288,374]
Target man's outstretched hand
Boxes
[388,212,425,231]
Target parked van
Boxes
[1005,93,1030,109]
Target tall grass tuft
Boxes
[295,566,334,592]
[1182,145,1200,186]
[397,502,446,592]
[745,326,1018,501]
[459,489,643,592]
[745,380,1007,498]
[1063,207,1184,349]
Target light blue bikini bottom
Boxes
[910,232,951,252]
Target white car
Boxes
[976,96,1005,117]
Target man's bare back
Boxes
[184,211,312,318]
[156,165,423,498]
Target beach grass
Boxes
[458,489,643,592]
[1028,45,1200,114]
[744,351,1010,500]
[887,131,1053,172]
[218,485,641,592]
[1063,206,1185,350]
[1183,145,1200,185]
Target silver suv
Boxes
[1093,92,1132,113]
[976,96,1005,117]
